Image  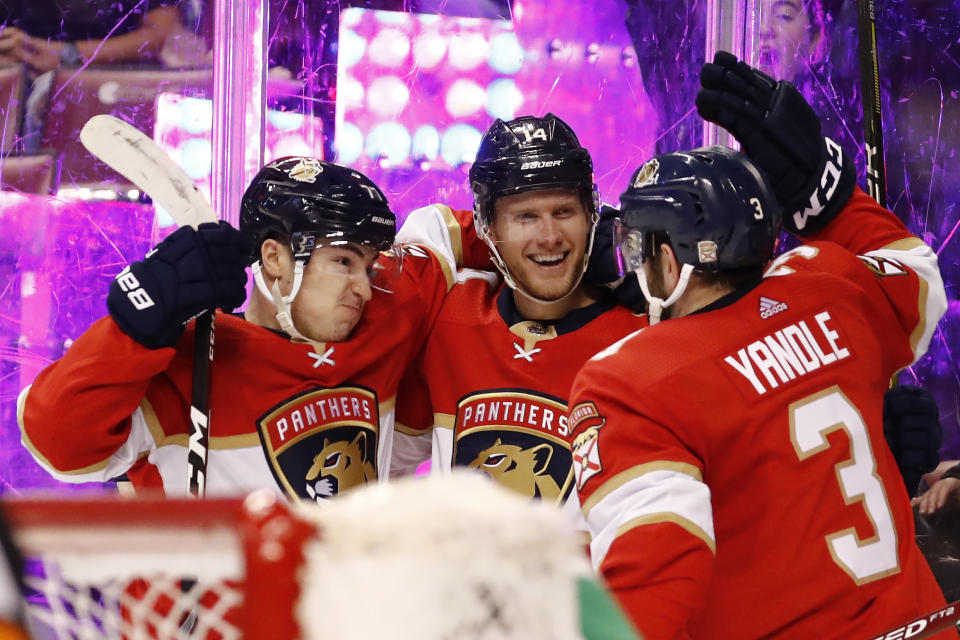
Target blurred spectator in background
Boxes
[756,0,828,89]
[0,0,183,150]
[915,462,960,515]
[912,460,960,603]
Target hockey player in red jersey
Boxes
[17,158,480,500]
[568,52,955,639]
[392,114,646,519]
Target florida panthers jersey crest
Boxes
[395,278,646,508]
[453,390,573,503]
[258,385,379,502]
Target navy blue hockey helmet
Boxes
[240,157,396,264]
[616,146,779,276]
[469,113,598,226]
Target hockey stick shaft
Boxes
[857,0,887,208]
[80,115,216,497]
[868,600,960,640]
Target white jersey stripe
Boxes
[867,240,947,363]
[587,468,714,571]
[396,204,461,275]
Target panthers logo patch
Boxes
[452,390,573,504]
[257,386,379,503]
[286,157,323,183]
[631,158,660,188]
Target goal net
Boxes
[4,474,636,640]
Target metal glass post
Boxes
[703,0,754,149]
[210,0,268,226]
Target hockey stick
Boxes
[868,600,960,640]
[80,114,216,498]
[857,0,887,207]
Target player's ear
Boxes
[659,242,680,284]
[259,238,289,279]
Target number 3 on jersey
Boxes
[790,386,900,584]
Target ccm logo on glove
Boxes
[791,137,844,232]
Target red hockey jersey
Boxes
[568,188,953,640]
[18,205,485,500]
[394,263,647,516]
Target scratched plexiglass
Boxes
[0,0,957,494]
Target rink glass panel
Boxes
[0,0,959,494]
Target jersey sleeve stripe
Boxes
[395,204,462,275]
[142,397,166,447]
[615,512,717,554]
[581,460,703,517]
[867,239,947,362]
[430,203,464,267]
[433,412,455,429]
[154,433,261,450]
[142,398,262,450]
[588,469,714,568]
[418,244,456,291]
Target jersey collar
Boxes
[496,285,617,336]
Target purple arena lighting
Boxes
[0,0,958,493]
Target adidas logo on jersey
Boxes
[759,296,788,319]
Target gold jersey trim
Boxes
[430,203,464,267]
[143,397,261,450]
[878,237,931,358]
[380,396,396,414]
[456,424,570,448]
[434,412,455,430]
[615,512,716,555]
[508,321,560,352]
[418,243,455,291]
[581,461,703,517]
[395,421,430,437]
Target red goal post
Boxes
[3,491,315,640]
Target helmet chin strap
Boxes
[635,263,695,325]
[251,260,310,341]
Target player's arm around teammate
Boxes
[16,159,428,494]
[568,54,949,639]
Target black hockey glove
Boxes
[585,204,621,286]
[107,222,250,349]
[696,51,856,236]
[883,385,942,494]
[585,205,647,314]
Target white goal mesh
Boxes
[7,491,312,640]
[5,474,603,640]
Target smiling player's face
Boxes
[489,189,590,302]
